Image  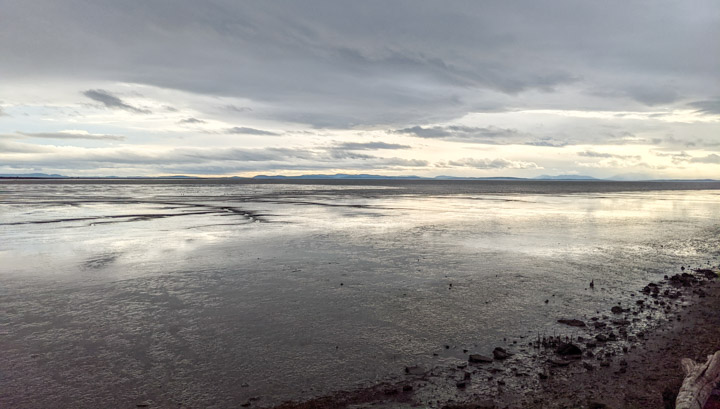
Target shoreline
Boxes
[268,267,720,409]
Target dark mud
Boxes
[269,268,720,409]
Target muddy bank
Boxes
[268,267,720,409]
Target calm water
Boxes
[1,180,719,408]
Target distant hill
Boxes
[253,173,424,180]
[0,173,67,178]
[1,172,715,182]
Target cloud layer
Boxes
[0,1,718,177]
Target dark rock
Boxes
[588,402,607,409]
[595,334,608,342]
[548,358,571,367]
[611,306,623,314]
[583,362,595,371]
[611,319,630,326]
[493,347,510,360]
[696,269,717,279]
[469,354,493,363]
[593,322,607,329]
[556,342,582,356]
[456,380,467,388]
[558,319,586,327]
[464,371,471,380]
[405,365,425,375]
[402,385,413,392]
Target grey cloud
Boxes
[335,142,410,150]
[225,105,252,113]
[601,87,681,106]
[0,141,56,153]
[651,136,720,149]
[227,127,280,136]
[393,125,523,143]
[690,154,720,164]
[440,157,539,169]
[83,89,151,114]
[19,131,125,141]
[0,141,428,172]
[3,1,715,128]
[179,117,206,124]
[688,99,720,115]
[578,151,641,161]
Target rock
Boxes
[548,358,572,367]
[611,306,623,314]
[405,365,425,375]
[493,347,510,360]
[456,380,467,388]
[469,354,493,363]
[588,402,607,409]
[556,343,583,356]
[583,362,595,371]
[611,319,630,326]
[593,322,607,329]
[596,334,608,342]
[695,269,718,279]
[402,385,413,392]
[557,319,586,327]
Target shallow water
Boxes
[1,180,719,408]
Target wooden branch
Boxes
[676,350,720,409]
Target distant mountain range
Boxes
[0,173,717,182]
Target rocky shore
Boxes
[266,266,720,409]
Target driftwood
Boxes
[676,351,720,409]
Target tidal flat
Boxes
[1,179,719,408]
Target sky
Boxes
[1,1,718,178]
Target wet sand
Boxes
[2,181,720,408]
[270,268,720,409]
